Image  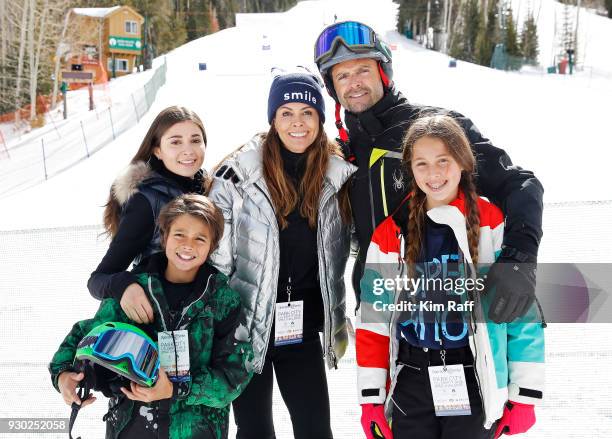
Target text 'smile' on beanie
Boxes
[267,71,325,124]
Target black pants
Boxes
[391,342,496,439]
[117,401,217,439]
[116,401,175,439]
[232,333,333,439]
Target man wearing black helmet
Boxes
[314,20,544,439]
[314,21,543,325]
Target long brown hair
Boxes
[401,115,480,269]
[262,122,351,229]
[102,106,208,237]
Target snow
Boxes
[0,0,611,438]
[71,6,121,19]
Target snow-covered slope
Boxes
[1,1,611,438]
[1,0,611,231]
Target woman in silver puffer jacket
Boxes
[208,70,356,439]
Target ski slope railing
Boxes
[0,59,167,200]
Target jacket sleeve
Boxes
[208,169,239,276]
[356,272,393,405]
[453,112,543,257]
[49,300,128,391]
[180,284,253,408]
[88,193,154,301]
[355,219,401,405]
[488,216,545,406]
[506,316,545,406]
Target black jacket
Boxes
[344,87,543,292]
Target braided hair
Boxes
[401,114,480,268]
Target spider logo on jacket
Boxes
[393,168,405,192]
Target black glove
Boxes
[486,247,537,323]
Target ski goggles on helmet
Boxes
[76,322,159,387]
[314,21,379,64]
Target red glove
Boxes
[361,404,393,439]
[494,401,536,438]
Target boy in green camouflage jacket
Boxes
[49,194,253,439]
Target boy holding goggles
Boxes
[49,194,253,439]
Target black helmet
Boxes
[314,21,393,101]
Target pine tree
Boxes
[153,11,187,55]
[129,0,187,55]
[475,0,499,67]
[504,7,520,57]
[605,0,612,18]
[449,1,466,61]
[185,0,211,41]
[449,0,480,63]
[212,0,238,28]
[520,12,539,63]
[396,0,429,36]
[464,0,480,61]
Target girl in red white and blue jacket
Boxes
[356,115,545,439]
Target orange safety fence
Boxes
[0,94,61,123]
[0,61,110,123]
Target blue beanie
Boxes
[267,72,325,124]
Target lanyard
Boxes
[286,239,295,304]
[286,276,292,304]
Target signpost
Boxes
[60,71,95,118]
[60,81,68,119]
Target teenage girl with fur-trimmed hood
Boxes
[87,106,210,325]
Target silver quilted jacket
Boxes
[208,135,357,373]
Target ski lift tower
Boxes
[561,1,575,73]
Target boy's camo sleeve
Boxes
[48,299,128,391]
[183,284,254,408]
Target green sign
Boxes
[108,36,142,52]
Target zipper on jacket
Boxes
[456,257,487,418]
[147,277,169,332]
[254,182,281,371]
[380,160,388,217]
[367,160,376,230]
[317,186,338,369]
[388,248,406,383]
[396,361,421,371]
[535,297,547,328]
[176,274,214,329]
[466,273,487,418]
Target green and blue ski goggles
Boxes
[314,21,379,64]
[76,322,159,387]
[93,328,159,381]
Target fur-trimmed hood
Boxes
[111,161,153,206]
[111,161,208,206]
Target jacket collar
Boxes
[426,192,473,263]
[344,86,408,137]
[392,191,473,262]
[111,160,207,206]
[228,134,356,194]
[135,252,220,330]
